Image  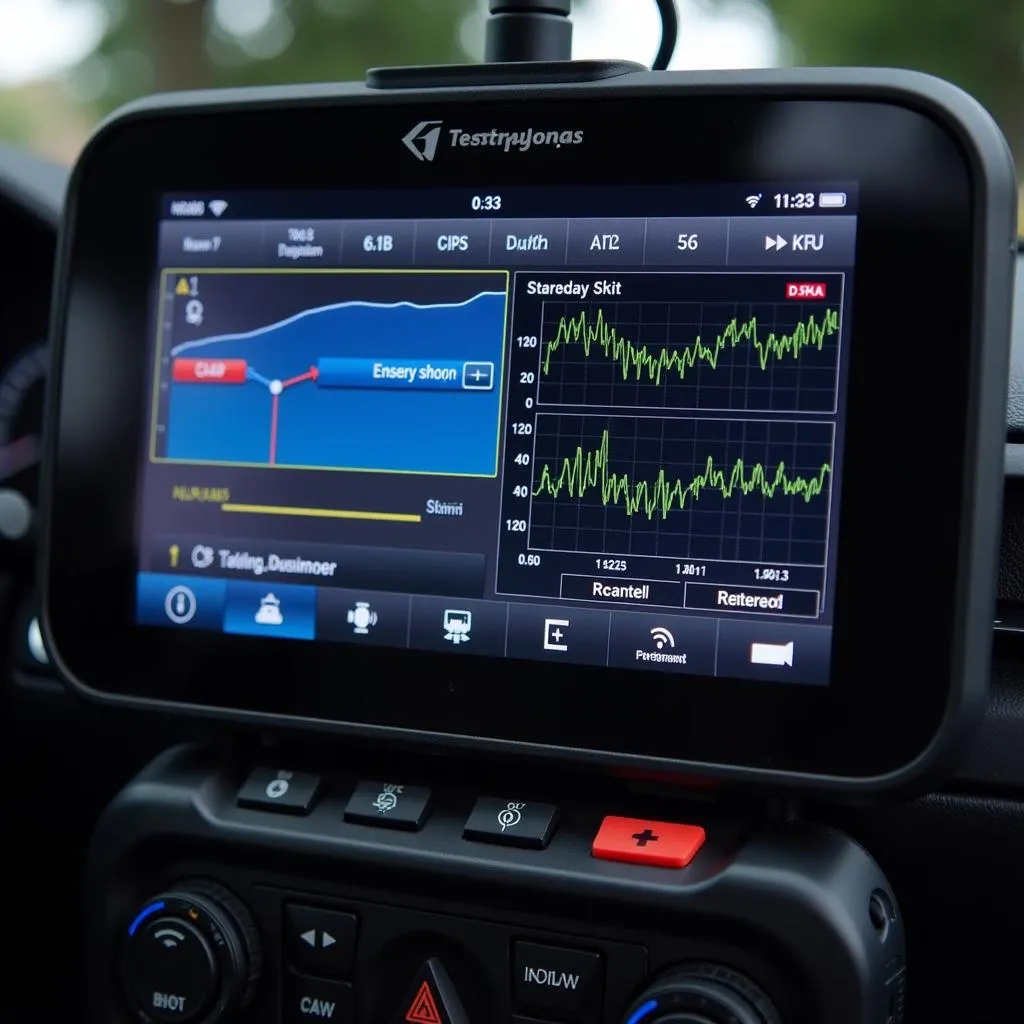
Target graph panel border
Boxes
[525,411,838,568]
[148,267,511,478]
[529,270,845,415]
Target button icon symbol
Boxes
[373,783,403,814]
[255,593,283,626]
[632,828,659,847]
[401,957,467,1024]
[497,801,525,832]
[300,929,336,949]
[461,361,494,390]
[405,980,442,1024]
[649,626,675,649]
[764,234,788,251]
[347,601,378,634]
[442,609,472,645]
[191,544,214,569]
[543,617,570,652]
[265,778,290,799]
[164,585,197,625]
[750,640,794,666]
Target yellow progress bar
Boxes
[221,503,422,523]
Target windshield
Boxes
[0,0,1021,231]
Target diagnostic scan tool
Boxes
[42,16,1016,792]
[39,6,1020,1024]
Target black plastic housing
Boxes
[40,67,1017,794]
[86,745,906,1024]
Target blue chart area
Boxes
[162,272,508,476]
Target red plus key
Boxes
[591,815,706,869]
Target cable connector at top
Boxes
[485,0,574,64]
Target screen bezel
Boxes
[41,77,1009,789]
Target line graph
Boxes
[154,269,509,476]
[536,276,842,413]
[541,307,838,384]
[528,415,834,562]
[169,293,504,355]
[533,428,831,519]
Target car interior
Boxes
[6,1,1024,1022]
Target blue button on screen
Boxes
[223,581,316,640]
[136,573,226,630]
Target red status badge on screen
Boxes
[172,358,248,383]
[785,281,828,300]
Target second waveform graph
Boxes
[527,414,835,564]
[526,271,844,413]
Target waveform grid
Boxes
[532,428,831,521]
[540,307,839,385]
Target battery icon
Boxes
[819,192,847,209]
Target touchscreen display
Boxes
[136,184,856,686]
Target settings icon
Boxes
[191,544,215,569]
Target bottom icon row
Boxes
[137,574,831,684]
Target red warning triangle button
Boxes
[397,957,468,1024]
[405,981,442,1024]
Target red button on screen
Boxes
[591,815,706,868]
[172,357,248,384]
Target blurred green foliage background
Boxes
[1,0,1022,178]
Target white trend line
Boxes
[169,291,507,356]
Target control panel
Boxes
[122,882,261,1022]
[87,748,906,1024]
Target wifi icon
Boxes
[154,928,186,949]
[208,199,228,217]
[745,193,763,209]
[650,626,675,650]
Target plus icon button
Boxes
[632,828,660,847]
[592,816,706,868]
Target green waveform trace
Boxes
[533,428,831,521]
[541,307,839,385]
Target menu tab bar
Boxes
[158,216,856,269]
[137,570,833,685]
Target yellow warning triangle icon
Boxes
[175,277,190,296]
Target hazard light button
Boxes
[396,957,468,1024]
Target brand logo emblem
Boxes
[402,120,585,161]
[402,120,443,162]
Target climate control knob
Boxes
[120,881,262,1024]
[623,964,781,1024]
